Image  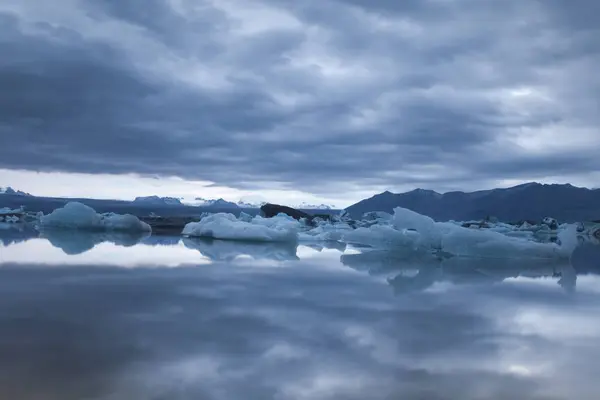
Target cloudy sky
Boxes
[0,0,598,206]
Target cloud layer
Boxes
[1,0,599,196]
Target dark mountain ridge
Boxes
[346,183,600,222]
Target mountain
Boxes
[0,187,32,196]
[210,199,240,209]
[190,198,240,209]
[133,196,183,206]
[236,200,266,208]
[295,202,337,210]
[346,183,600,222]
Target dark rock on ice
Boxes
[260,203,311,220]
[542,217,559,230]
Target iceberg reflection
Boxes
[0,230,600,399]
[0,223,38,246]
[342,245,599,294]
[183,237,299,261]
[40,229,151,255]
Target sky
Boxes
[0,0,599,207]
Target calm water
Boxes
[1,226,600,400]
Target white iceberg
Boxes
[249,213,301,231]
[39,202,152,233]
[343,206,578,259]
[182,213,298,242]
[300,221,354,242]
[439,222,572,259]
[0,206,25,223]
[343,225,421,249]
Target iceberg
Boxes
[439,222,572,259]
[343,225,421,249]
[182,213,298,242]
[0,207,25,223]
[39,202,152,233]
[300,221,354,242]
[342,206,579,259]
[250,213,301,231]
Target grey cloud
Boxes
[0,0,599,195]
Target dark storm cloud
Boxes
[0,0,598,194]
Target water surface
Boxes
[1,226,599,400]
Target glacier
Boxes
[39,202,152,233]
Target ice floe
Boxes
[39,202,152,233]
[343,207,581,259]
[182,213,299,242]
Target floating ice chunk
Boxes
[299,230,343,242]
[503,230,535,239]
[301,222,354,242]
[392,207,442,248]
[439,225,564,258]
[0,207,24,223]
[238,211,253,223]
[39,202,151,232]
[102,213,152,232]
[343,225,421,249]
[250,213,301,231]
[41,202,103,229]
[344,207,578,259]
[542,217,559,230]
[488,226,515,234]
[556,224,580,257]
[182,212,298,242]
[1,215,21,223]
[0,206,24,215]
[362,211,393,222]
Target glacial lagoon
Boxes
[1,226,600,400]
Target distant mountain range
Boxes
[135,196,246,209]
[133,196,183,206]
[188,198,243,208]
[0,188,335,212]
[186,198,335,210]
[296,202,336,210]
[345,183,600,222]
[9,182,597,222]
[0,187,31,196]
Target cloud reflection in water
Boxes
[0,232,599,399]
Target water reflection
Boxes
[341,247,599,294]
[0,231,600,399]
[303,241,348,253]
[183,237,300,262]
[0,222,38,246]
[40,229,151,255]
